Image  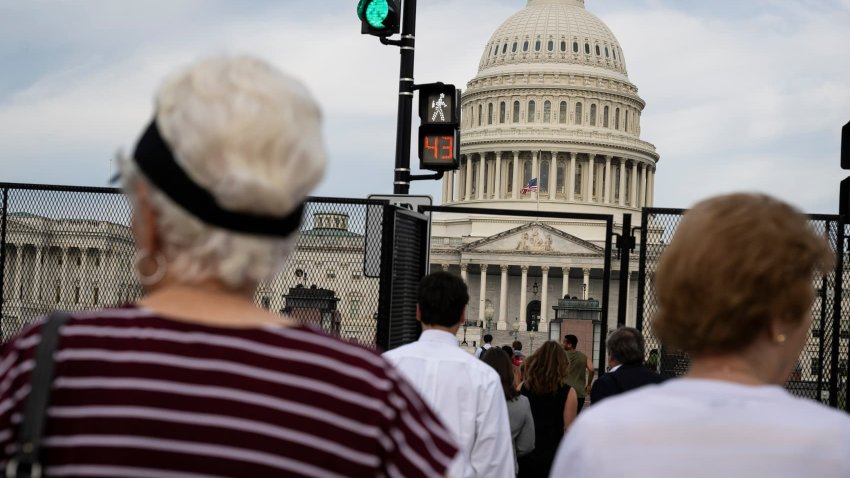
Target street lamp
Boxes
[461,322,468,345]
[484,303,495,333]
[512,317,521,341]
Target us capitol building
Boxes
[431,0,659,355]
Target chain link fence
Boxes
[0,183,391,347]
[637,208,850,410]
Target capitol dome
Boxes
[439,0,659,218]
[479,0,628,79]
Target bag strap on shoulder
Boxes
[7,311,71,478]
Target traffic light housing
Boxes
[357,0,400,37]
[418,83,460,171]
[842,120,849,169]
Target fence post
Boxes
[636,208,649,331]
[0,188,7,323]
[833,215,846,409]
[599,217,613,374]
[617,213,632,328]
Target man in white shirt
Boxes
[474,334,493,359]
[384,272,514,478]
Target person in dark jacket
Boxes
[591,327,664,404]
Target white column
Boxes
[604,155,612,204]
[512,151,520,200]
[648,168,655,206]
[478,264,488,324]
[35,246,42,301]
[561,267,569,299]
[641,164,648,207]
[494,152,502,200]
[59,248,67,304]
[540,266,549,325]
[498,264,508,331]
[630,160,638,207]
[568,153,577,201]
[464,157,472,201]
[519,266,528,325]
[582,268,591,300]
[460,262,468,283]
[14,246,22,301]
[618,160,627,207]
[531,151,539,200]
[476,154,485,200]
[586,155,595,203]
[549,152,557,200]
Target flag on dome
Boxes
[520,178,538,194]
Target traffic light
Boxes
[357,0,400,37]
[842,120,849,169]
[418,83,460,171]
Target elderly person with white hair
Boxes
[0,56,458,477]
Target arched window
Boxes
[595,45,601,56]
[527,100,536,123]
[559,101,567,124]
[513,101,520,123]
[603,106,610,128]
[535,40,541,51]
[523,41,529,52]
[585,43,590,54]
[575,163,583,195]
[605,46,610,58]
[573,41,579,53]
[499,102,506,123]
[478,105,482,126]
[589,104,597,126]
[613,49,617,60]
[575,102,583,125]
[523,159,532,185]
[543,100,552,123]
[488,103,493,125]
[556,160,566,193]
[502,43,508,54]
[507,161,514,193]
[540,159,550,193]
[560,41,566,52]
[624,110,629,131]
[615,108,620,130]
[547,40,554,51]
[512,42,517,53]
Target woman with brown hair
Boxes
[553,193,850,477]
[518,340,577,478]
[483,347,535,476]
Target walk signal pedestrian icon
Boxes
[418,83,460,171]
[430,93,450,123]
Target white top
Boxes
[473,342,492,359]
[552,378,850,478]
[384,330,514,478]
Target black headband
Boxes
[133,120,304,237]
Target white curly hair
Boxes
[121,56,326,289]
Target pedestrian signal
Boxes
[418,83,460,171]
[357,0,400,37]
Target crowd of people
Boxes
[0,56,849,477]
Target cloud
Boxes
[0,0,848,213]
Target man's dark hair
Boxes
[512,340,522,351]
[417,271,469,327]
[483,334,493,343]
[564,334,578,348]
[606,327,645,365]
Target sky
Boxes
[1,0,849,214]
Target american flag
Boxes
[520,178,539,194]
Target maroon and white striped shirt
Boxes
[0,306,458,477]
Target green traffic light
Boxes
[364,0,390,29]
